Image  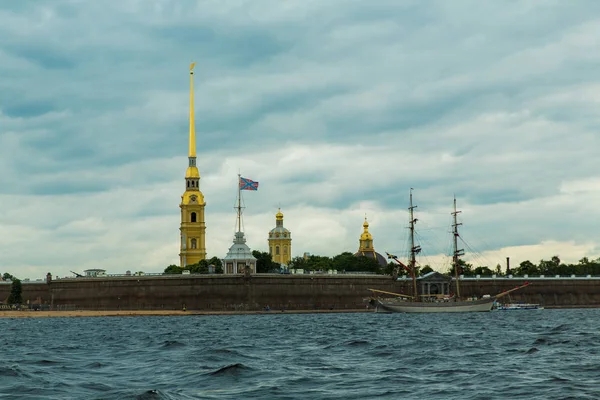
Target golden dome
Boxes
[360,217,373,240]
[360,231,373,240]
[185,166,200,178]
[276,208,284,220]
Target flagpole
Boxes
[237,173,242,232]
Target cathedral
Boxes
[174,67,381,271]
[179,63,207,267]
[354,217,387,267]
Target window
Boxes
[283,246,288,255]
[269,247,273,254]
[276,246,280,255]
[191,212,197,223]
[190,238,197,249]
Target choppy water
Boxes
[0,309,599,399]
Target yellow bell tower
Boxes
[358,217,373,252]
[268,208,292,265]
[179,62,207,267]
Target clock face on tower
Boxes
[190,195,197,202]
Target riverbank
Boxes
[0,309,369,318]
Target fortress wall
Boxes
[2,276,599,310]
[361,277,600,307]
[0,282,50,305]
[459,278,600,307]
[12,275,401,311]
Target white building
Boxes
[222,231,257,274]
[83,269,106,277]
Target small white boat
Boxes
[495,302,543,311]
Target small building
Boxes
[83,269,106,278]
[417,271,451,297]
[223,231,257,274]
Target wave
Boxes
[2,311,600,399]
[209,363,251,376]
[0,365,29,377]
[160,340,186,349]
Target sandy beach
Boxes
[0,309,368,318]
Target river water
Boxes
[0,309,598,399]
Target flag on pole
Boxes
[239,177,259,191]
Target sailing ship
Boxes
[368,190,529,313]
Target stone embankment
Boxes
[0,274,598,312]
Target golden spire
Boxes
[185,63,200,180]
[189,62,196,158]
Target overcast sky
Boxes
[1,0,599,279]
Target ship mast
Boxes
[408,189,421,301]
[236,174,243,232]
[451,196,465,299]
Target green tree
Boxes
[420,265,434,275]
[7,278,23,304]
[331,252,357,271]
[252,250,279,273]
[473,266,494,276]
[513,260,538,276]
[495,264,503,276]
[164,264,183,274]
[354,255,381,273]
[3,272,14,281]
[288,256,308,270]
[189,260,209,274]
[538,258,556,276]
[383,261,398,276]
[448,259,473,276]
[207,256,223,270]
[304,255,333,271]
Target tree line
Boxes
[164,251,389,274]
[164,253,600,277]
[288,252,385,274]
[446,256,600,277]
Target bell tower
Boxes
[268,209,292,265]
[179,62,207,267]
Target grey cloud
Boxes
[1,1,600,277]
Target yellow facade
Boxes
[358,217,373,252]
[179,63,207,267]
[268,209,292,265]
